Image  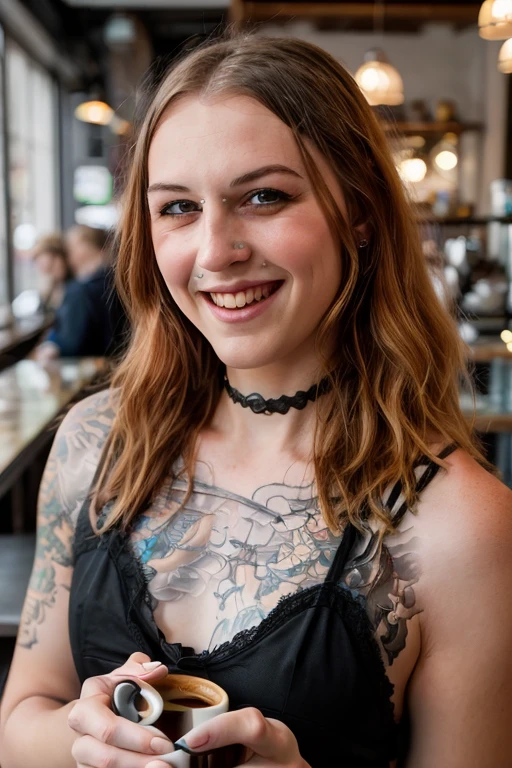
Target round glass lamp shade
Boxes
[498,38,512,72]
[74,100,114,125]
[430,132,458,179]
[478,0,512,41]
[354,50,404,106]
[398,157,427,184]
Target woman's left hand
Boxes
[145,708,311,768]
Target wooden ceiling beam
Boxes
[230,3,479,24]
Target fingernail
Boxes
[174,731,210,753]
[142,661,163,671]
[151,737,174,755]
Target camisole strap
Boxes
[325,518,359,584]
[387,442,458,527]
[414,442,458,494]
[327,443,458,583]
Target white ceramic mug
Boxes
[113,673,240,767]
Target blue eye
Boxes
[247,189,291,206]
[160,200,200,217]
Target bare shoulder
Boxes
[411,447,512,639]
[42,388,118,526]
[414,448,512,565]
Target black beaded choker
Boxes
[223,375,331,415]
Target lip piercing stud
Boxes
[358,239,369,248]
[233,242,245,250]
[196,273,204,279]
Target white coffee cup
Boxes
[113,673,237,767]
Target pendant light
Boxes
[355,49,404,106]
[398,157,427,184]
[498,38,512,72]
[74,86,114,126]
[430,132,459,179]
[75,100,114,125]
[478,0,512,40]
[354,1,404,107]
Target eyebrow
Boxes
[147,165,303,195]
[229,164,303,188]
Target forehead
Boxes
[148,94,303,180]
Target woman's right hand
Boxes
[68,652,174,768]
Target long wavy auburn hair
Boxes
[95,33,487,533]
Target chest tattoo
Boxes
[130,476,341,650]
[129,473,423,662]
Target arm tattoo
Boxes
[18,391,115,649]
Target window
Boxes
[0,30,9,316]
[5,39,59,299]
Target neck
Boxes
[76,256,103,279]
[212,363,324,455]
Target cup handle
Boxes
[112,679,164,726]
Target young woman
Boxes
[32,232,73,312]
[1,34,511,768]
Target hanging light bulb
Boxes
[431,133,459,177]
[74,99,114,126]
[478,0,512,41]
[498,38,512,72]
[435,151,458,171]
[398,157,427,184]
[355,49,404,106]
[74,86,114,126]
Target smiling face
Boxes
[147,94,344,376]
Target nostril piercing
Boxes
[233,242,246,250]
[200,199,205,205]
[262,261,268,267]
[196,273,204,279]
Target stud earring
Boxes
[196,273,204,279]
[232,241,246,250]
[358,239,369,249]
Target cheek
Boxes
[271,211,340,283]
[153,234,196,301]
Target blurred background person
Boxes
[31,233,73,313]
[35,225,128,361]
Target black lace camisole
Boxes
[69,445,457,768]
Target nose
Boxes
[195,207,251,274]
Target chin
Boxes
[210,338,286,372]
[215,352,278,372]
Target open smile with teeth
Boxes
[208,281,281,308]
